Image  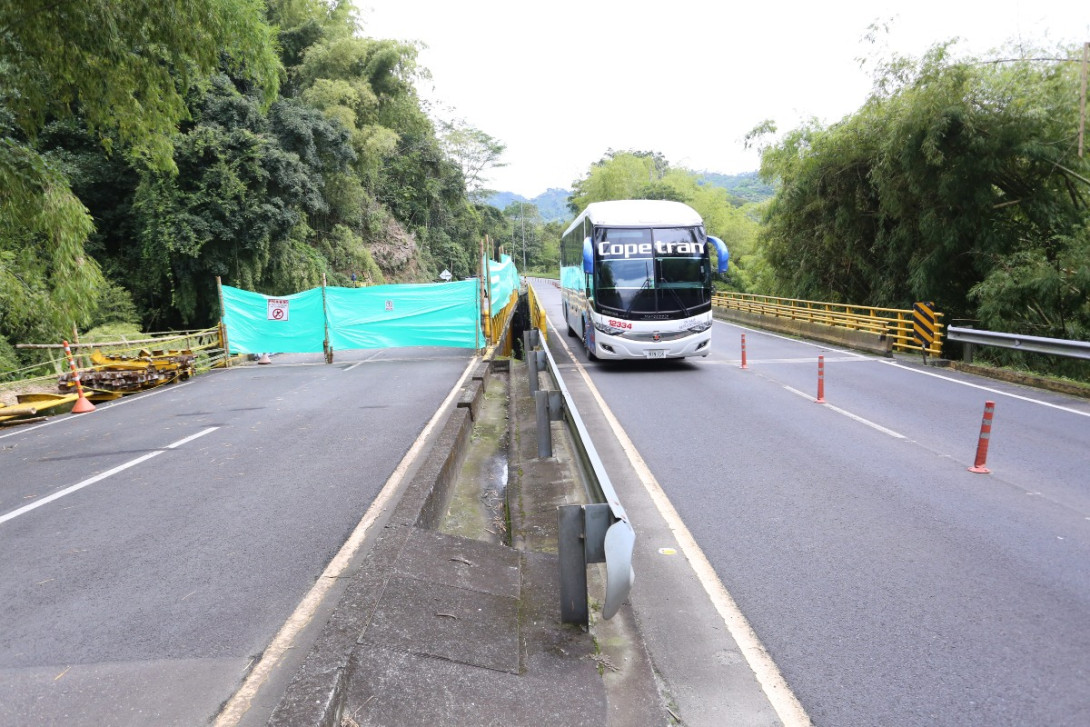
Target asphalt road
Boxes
[0,348,473,726]
[531,279,1090,727]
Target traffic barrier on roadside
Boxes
[741,333,749,369]
[969,401,996,473]
[62,340,95,413]
[522,324,635,625]
[816,355,827,404]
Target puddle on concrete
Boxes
[441,375,510,545]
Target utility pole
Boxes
[521,202,527,271]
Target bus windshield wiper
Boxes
[657,262,691,317]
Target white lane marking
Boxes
[716,315,1090,418]
[165,427,219,449]
[879,360,1090,418]
[0,380,196,440]
[343,351,385,371]
[0,426,219,526]
[782,385,907,439]
[245,353,464,369]
[213,355,478,726]
[548,320,813,727]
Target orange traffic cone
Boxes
[72,392,96,413]
[62,339,95,414]
[257,352,271,365]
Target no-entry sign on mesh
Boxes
[267,298,290,321]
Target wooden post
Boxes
[485,236,494,345]
[475,260,481,351]
[216,276,231,368]
[480,238,492,346]
[321,272,332,364]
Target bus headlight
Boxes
[594,321,628,336]
[687,321,712,333]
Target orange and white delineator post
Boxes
[62,340,96,413]
[968,401,996,473]
[740,333,749,369]
[815,355,827,403]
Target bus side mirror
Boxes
[582,236,594,274]
[709,236,729,273]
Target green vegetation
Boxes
[2,0,278,365]
[697,171,776,204]
[2,4,1085,383]
[750,40,1089,378]
[0,0,514,369]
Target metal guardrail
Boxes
[711,292,944,356]
[947,327,1090,361]
[3,328,228,403]
[522,324,635,625]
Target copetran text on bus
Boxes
[597,240,707,259]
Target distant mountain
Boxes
[483,188,571,223]
[697,171,775,204]
[484,172,773,221]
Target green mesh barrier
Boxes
[221,279,485,353]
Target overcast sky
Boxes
[358,1,1089,198]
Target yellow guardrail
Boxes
[711,292,944,356]
[3,328,229,407]
[487,289,520,356]
[527,283,548,342]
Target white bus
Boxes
[560,200,728,360]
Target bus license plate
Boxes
[646,350,666,359]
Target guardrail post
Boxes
[535,389,552,458]
[557,503,613,625]
[547,390,563,421]
[527,337,540,395]
[558,505,589,624]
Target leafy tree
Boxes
[569,151,664,212]
[1,0,507,362]
[971,227,1090,337]
[132,74,359,325]
[0,0,278,343]
[439,120,507,199]
[755,40,1090,332]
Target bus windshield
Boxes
[594,226,710,318]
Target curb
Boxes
[266,363,486,726]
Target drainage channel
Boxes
[440,367,511,546]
